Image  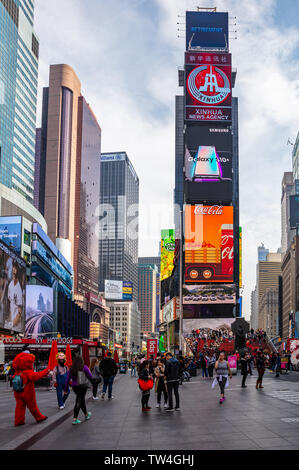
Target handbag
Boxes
[77,370,90,388]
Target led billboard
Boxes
[183,304,235,318]
[25,285,54,337]
[185,11,229,50]
[104,280,133,301]
[0,239,26,333]
[0,216,22,255]
[185,123,233,152]
[185,53,232,122]
[184,205,234,283]
[183,317,234,336]
[160,229,175,281]
[290,195,299,228]
[184,146,232,202]
[183,283,236,304]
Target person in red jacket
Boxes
[12,352,50,426]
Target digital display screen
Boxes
[186,11,229,50]
[25,285,55,337]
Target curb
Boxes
[3,375,122,450]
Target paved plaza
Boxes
[2,370,299,450]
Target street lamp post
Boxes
[179,208,183,353]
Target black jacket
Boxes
[165,357,180,382]
[99,357,118,377]
[240,358,249,375]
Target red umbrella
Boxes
[113,349,119,364]
[82,342,90,366]
[65,343,72,368]
[48,340,58,370]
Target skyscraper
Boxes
[0,0,46,227]
[38,65,101,300]
[281,172,295,255]
[138,263,158,334]
[99,152,139,302]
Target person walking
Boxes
[256,351,266,389]
[131,357,137,377]
[213,351,232,404]
[90,358,102,400]
[51,352,70,409]
[208,352,216,379]
[240,352,250,388]
[154,359,168,409]
[200,353,208,379]
[100,352,118,400]
[275,353,281,378]
[164,352,180,411]
[138,360,153,411]
[64,355,93,425]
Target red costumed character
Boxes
[12,352,50,426]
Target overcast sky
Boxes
[34,0,299,321]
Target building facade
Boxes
[281,172,295,255]
[259,288,279,337]
[108,301,141,355]
[256,252,281,330]
[37,65,101,302]
[99,152,139,302]
[281,236,299,340]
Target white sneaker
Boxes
[156,403,160,408]
[164,403,168,409]
[108,396,114,399]
[59,406,64,410]
[92,396,99,400]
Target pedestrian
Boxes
[208,352,216,379]
[131,357,137,377]
[90,357,102,400]
[240,352,250,388]
[275,353,281,378]
[256,350,266,389]
[51,352,70,409]
[164,352,180,411]
[213,351,232,404]
[154,359,168,409]
[65,356,92,425]
[200,353,208,379]
[100,351,118,400]
[138,360,153,411]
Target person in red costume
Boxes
[12,351,50,426]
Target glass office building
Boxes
[99,152,139,302]
[0,0,39,204]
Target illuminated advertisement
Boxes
[160,229,175,281]
[184,205,234,283]
[183,284,236,304]
[185,53,231,122]
[104,280,133,301]
[239,227,242,287]
[25,286,54,337]
[185,11,229,50]
[183,318,234,336]
[183,304,235,318]
[184,146,232,202]
[185,123,232,152]
[0,239,26,333]
[0,216,22,255]
[289,195,299,228]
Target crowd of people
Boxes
[185,327,234,358]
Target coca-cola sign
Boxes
[194,205,223,215]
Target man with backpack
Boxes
[100,352,118,400]
[12,352,50,426]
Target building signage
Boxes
[147,338,158,359]
[185,11,229,50]
[0,216,22,255]
[104,280,133,301]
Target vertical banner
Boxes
[147,338,158,359]
[239,227,242,287]
[160,229,175,281]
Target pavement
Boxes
[2,370,299,450]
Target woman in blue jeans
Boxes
[51,353,70,410]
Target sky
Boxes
[34,0,299,321]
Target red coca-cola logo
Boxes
[221,234,234,260]
[194,205,223,215]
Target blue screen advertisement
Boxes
[0,216,22,255]
[186,11,229,50]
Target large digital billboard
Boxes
[183,317,234,336]
[160,229,175,281]
[184,146,232,202]
[186,11,229,50]
[184,205,234,283]
[185,53,232,122]
[183,304,235,318]
[0,216,22,255]
[185,123,233,152]
[25,285,54,337]
[0,239,26,332]
[183,283,236,304]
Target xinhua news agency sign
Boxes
[147,339,158,359]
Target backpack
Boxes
[12,374,25,393]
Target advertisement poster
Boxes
[104,280,133,301]
[184,205,234,283]
[184,147,232,202]
[0,216,22,255]
[185,11,229,50]
[183,317,234,335]
[160,229,175,281]
[228,355,237,373]
[0,239,26,333]
[147,338,158,359]
[25,285,54,337]
[183,284,236,304]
